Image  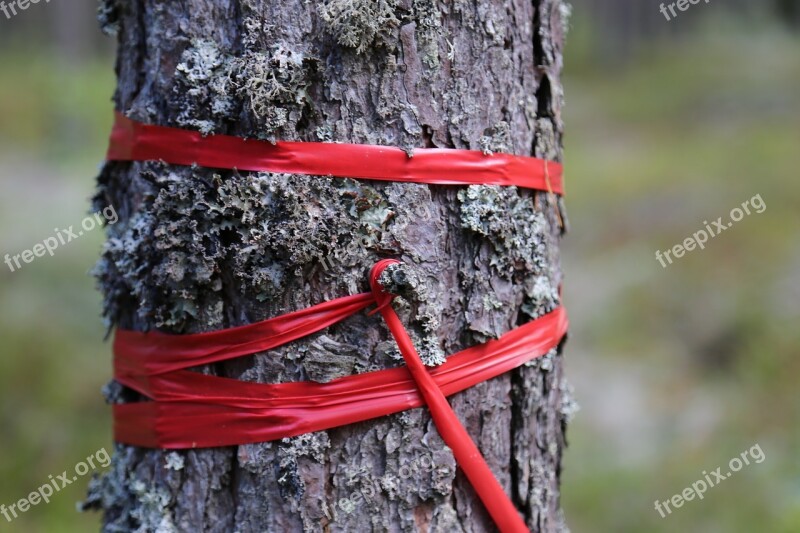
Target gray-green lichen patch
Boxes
[457,185,549,278]
[319,0,401,55]
[377,262,426,304]
[95,167,227,332]
[483,292,504,311]
[82,446,192,533]
[456,183,562,337]
[81,446,129,522]
[558,2,573,40]
[478,121,512,155]
[411,0,442,69]
[409,327,446,366]
[129,481,177,533]
[559,377,580,423]
[377,262,446,366]
[522,274,560,318]
[234,46,317,140]
[173,40,235,135]
[164,453,185,472]
[525,347,557,371]
[97,169,365,332]
[281,433,331,464]
[171,40,317,140]
[239,14,272,50]
[97,0,119,36]
[275,433,331,500]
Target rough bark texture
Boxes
[85,1,575,531]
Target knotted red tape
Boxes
[107,114,569,533]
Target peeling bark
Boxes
[85,1,574,531]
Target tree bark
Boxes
[85,1,575,531]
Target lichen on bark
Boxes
[319,0,401,55]
[86,1,575,531]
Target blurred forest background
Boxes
[0,1,797,531]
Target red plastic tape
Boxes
[106,113,570,533]
[107,112,564,194]
[113,263,566,533]
[368,260,529,532]
[113,301,567,447]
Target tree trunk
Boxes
[85,1,574,531]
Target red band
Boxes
[113,303,567,448]
[106,114,568,532]
[113,264,566,533]
[107,112,564,194]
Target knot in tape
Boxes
[368,259,402,316]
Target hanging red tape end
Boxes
[369,260,529,533]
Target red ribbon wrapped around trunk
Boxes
[106,114,569,533]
